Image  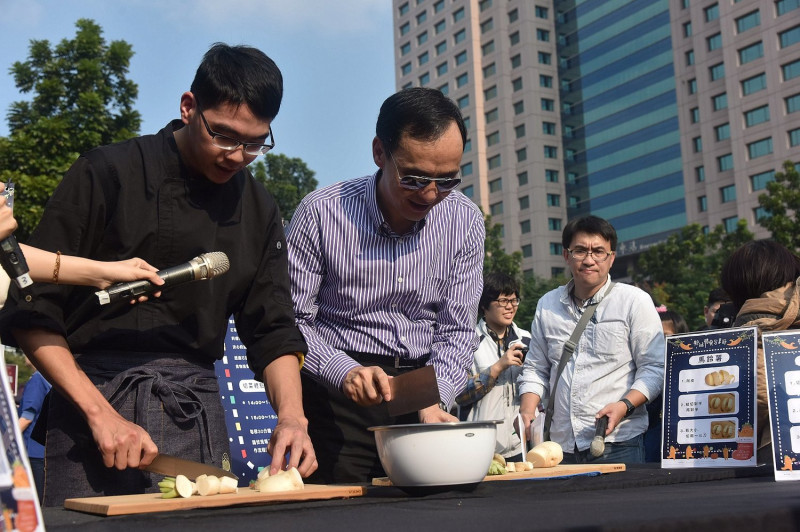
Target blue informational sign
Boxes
[661,327,758,468]
[215,318,279,486]
[763,330,800,480]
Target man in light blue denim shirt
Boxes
[518,216,664,463]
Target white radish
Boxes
[219,476,239,494]
[526,441,564,468]
[196,474,221,496]
[174,475,194,498]
[253,467,304,493]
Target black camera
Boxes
[710,303,737,329]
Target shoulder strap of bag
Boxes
[542,282,615,441]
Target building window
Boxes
[453,7,464,22]
[683,21,692,37]
[548,218,562,231]
[535,6,549,19]
[454,29,466,44]
[710,62,725,81]
[515,147,527,162]
[509,8,519,23]
[455,50,467,65]
[540,74,553,88]
[490,201,503,216]
[461,161,473,176]
[698,196,708,212]
[416,11,427,24]
[488,154,501,169]
[750,170,775,191]
[435,40,447,55]
[485,108,498,123]
[461,184,473,198]
[738,41,763,64]
[401,62,412,76]
[511,54,522,69]
[520,220,531,234]
[402,82,413,89]
[513,100,524,115]
[438,83,449,95]
[704,3,719,22]
[788,93,800,114]
[436,62,448,76]
[712,93,728,111]
[418,31,428,45]
[514,172,527,187]
[754,207,769,224]
[479,0,493,12]
[686,50,695,66]
[537,29,550,42]
[489,178,502,193]
[544,146,558,159]
[512,77,523,91]
[457,94,469,109]
[690,107,700,123]
[480,18,494,34]
[510,31,520,46]
[456,73,469,87]
[723,216,739,233]
[433,0,444,13]
[399,2,409,16]
[484,85,497,101]
[696,166,705,182]
[538,52,551,65]
[486,131,500,146]
[692,136,703,153]
[514,124,526,138]
[790,127,800,147]
[784,58,800,81]
[463,116,471,129]
[482,63,496,78]
[434,19,446,34]
[462,137,470,151]
[744,104,770,127]
[541,121,556,135]
[721,184,736,203]
[688,78,697,94]
[742,73,767,96]
[419,72,430,86]
[551,267,565,277]
[401,42,411,56]
[418,51,429,66]
[777,0,800,15]
[482,40,495,56]
[400,22,410,36]
[717,153,734,171]
[519,195,530,210]
[779,25,800,49]
[549,243,563,256]
[545,169,559,183]
[735,10,760,33]
[547,193,560,207]
[747,137,773,159]
[707,33,722,51]
[715,123,730,141]
[541,98,554,111]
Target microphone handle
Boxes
[96,261,199,305]
[0,236,33,289]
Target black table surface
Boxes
[43,464,800,531]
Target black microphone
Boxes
[95,251,230,305]
[0,181,32,289]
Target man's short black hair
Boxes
[561,215,618,251]
[376,87,467,154]
[707,288,731,307]
[479,272,519,313]
[190,43,283,121]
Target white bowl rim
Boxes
[367,419,503,431]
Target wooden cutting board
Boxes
[371,463,625,486]
[65,484,366,516]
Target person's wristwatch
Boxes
[620,398,636,418]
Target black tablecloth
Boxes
[43,464,800,531]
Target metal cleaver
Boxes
[387,365,441,416]
[143,453,238,481]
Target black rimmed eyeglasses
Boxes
[387,150,462,192]
[197,106,275,156]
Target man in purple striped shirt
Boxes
[286,87,485,483]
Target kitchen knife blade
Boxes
[387,365,440,416]
[143,454,238,481]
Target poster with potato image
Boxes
[662,327,757,468]
[763,331,800,481]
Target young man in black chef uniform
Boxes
[0,43,316,505]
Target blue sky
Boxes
[0,0,395,189]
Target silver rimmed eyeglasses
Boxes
[566,248,614,262]
[197,106,275,156]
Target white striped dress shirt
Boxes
[286,171,485,407]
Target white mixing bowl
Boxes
[368,420,501,489]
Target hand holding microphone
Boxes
[0,181,33,289]
[95,251,230,305]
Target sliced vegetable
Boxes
[174,475,195,498]
[526,441,564,468]
[252,467,304,493]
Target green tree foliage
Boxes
[634,221,753,329]
[483,213,522,278]
[0,19,140,239]
[758,161,800,253]
[250,153,318,222]
[516,272,567,330]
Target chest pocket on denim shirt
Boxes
[591,321,629,358]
